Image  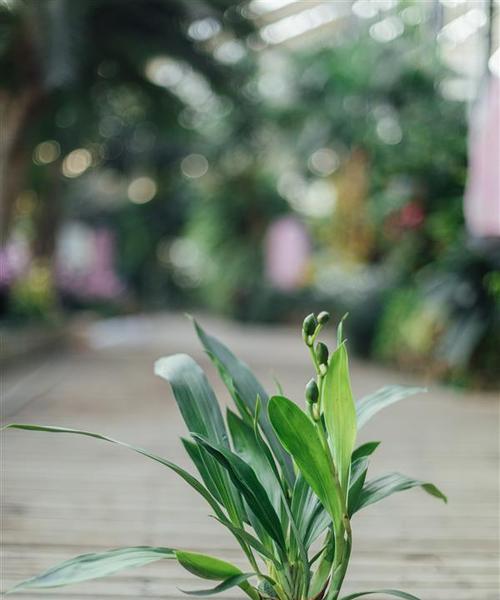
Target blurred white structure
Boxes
[249,0,499,93]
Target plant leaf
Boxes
[6,547,174,592]
[176,551,243,580]
[356,386,425,430]
[227,410,281,512]
[323,343,357,493]
[154,353,228,446]
[309,533,335,599]
[268,396,344,528]
[192,319,295,485]
[348,442,381,515]
[155,355,245,523]
[351,441,380,463]
[211,516,277,562]
[176,551,257,599]
[291,475,330,549]
[337,312,349,346]
[192,434,287,553]
[304,504,331,549]
[341,589,422,599]
[352,473,447,514]
[1,424,226,521]
[181,573,255,597]
[348,457,369,517]
[181,439,225,505]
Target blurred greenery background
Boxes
[1,0,499,388]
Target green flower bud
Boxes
[305,378,319,404]
[317,311,330,325]
[302,313,318,344]
[316,342,329,366]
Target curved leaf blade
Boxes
[1,424,226,520]
[181,439,224,505]
[323,343,357,493]
[352,473,447,514]
[341,589,422,599]
[155,356,246,523]
[291,475,330,549]
[351,441,380,463]
[175,551,242,580]
[348,457,369,517]
[227,410,281,512]
[6,547,174,592]
[356,386,426,430]
[154,353,228,445]
[176,551,257,600]
[348,442,381,515]
[181,573,255,597]
[211,516,277,562]
[192,434,286,553]
[268,396,343,527]
[192,319,295,485]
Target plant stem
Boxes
[308,333,352,600]
[325,528,351,600]
[306,319,352,600]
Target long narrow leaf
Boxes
[341,589,422,599]
[192,434,287,553]
[227,410,281,512]
[309,534,335,599]
[7,547,174,592]
[268,396,344,528]
[348,458,369,517]
[352,473,447,514]
[182,439,224,505]
[356,386,425,430]
[154,353,228,445]
[181,573,255,597]
[291,475,318,546]
[211,516,277,562]
[1,424,226,520]
[323,343,357,493]
[351,441,380,463]
[291,475,330,549]
[176,551,243,580]
[348,441,381,515]
[303,503,331,549]
[192,319,295,485]
[176,551,258,600]
[155,355,245,523]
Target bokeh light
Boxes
[181,154,209,178]
[127,176,157,204]
[33,140,61,165]
[62,149,92,178]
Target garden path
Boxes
[2,313,499,599]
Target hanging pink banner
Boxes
[464,76,500,238]
[264,216,310,291]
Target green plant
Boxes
[2,313,446,599]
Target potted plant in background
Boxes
[2,312,446,599]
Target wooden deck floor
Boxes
[2,313,499,599]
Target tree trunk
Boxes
[32,159,62,260]
[0,87,43,243]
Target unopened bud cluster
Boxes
[302,311,331,346]
[302,310,332,421]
